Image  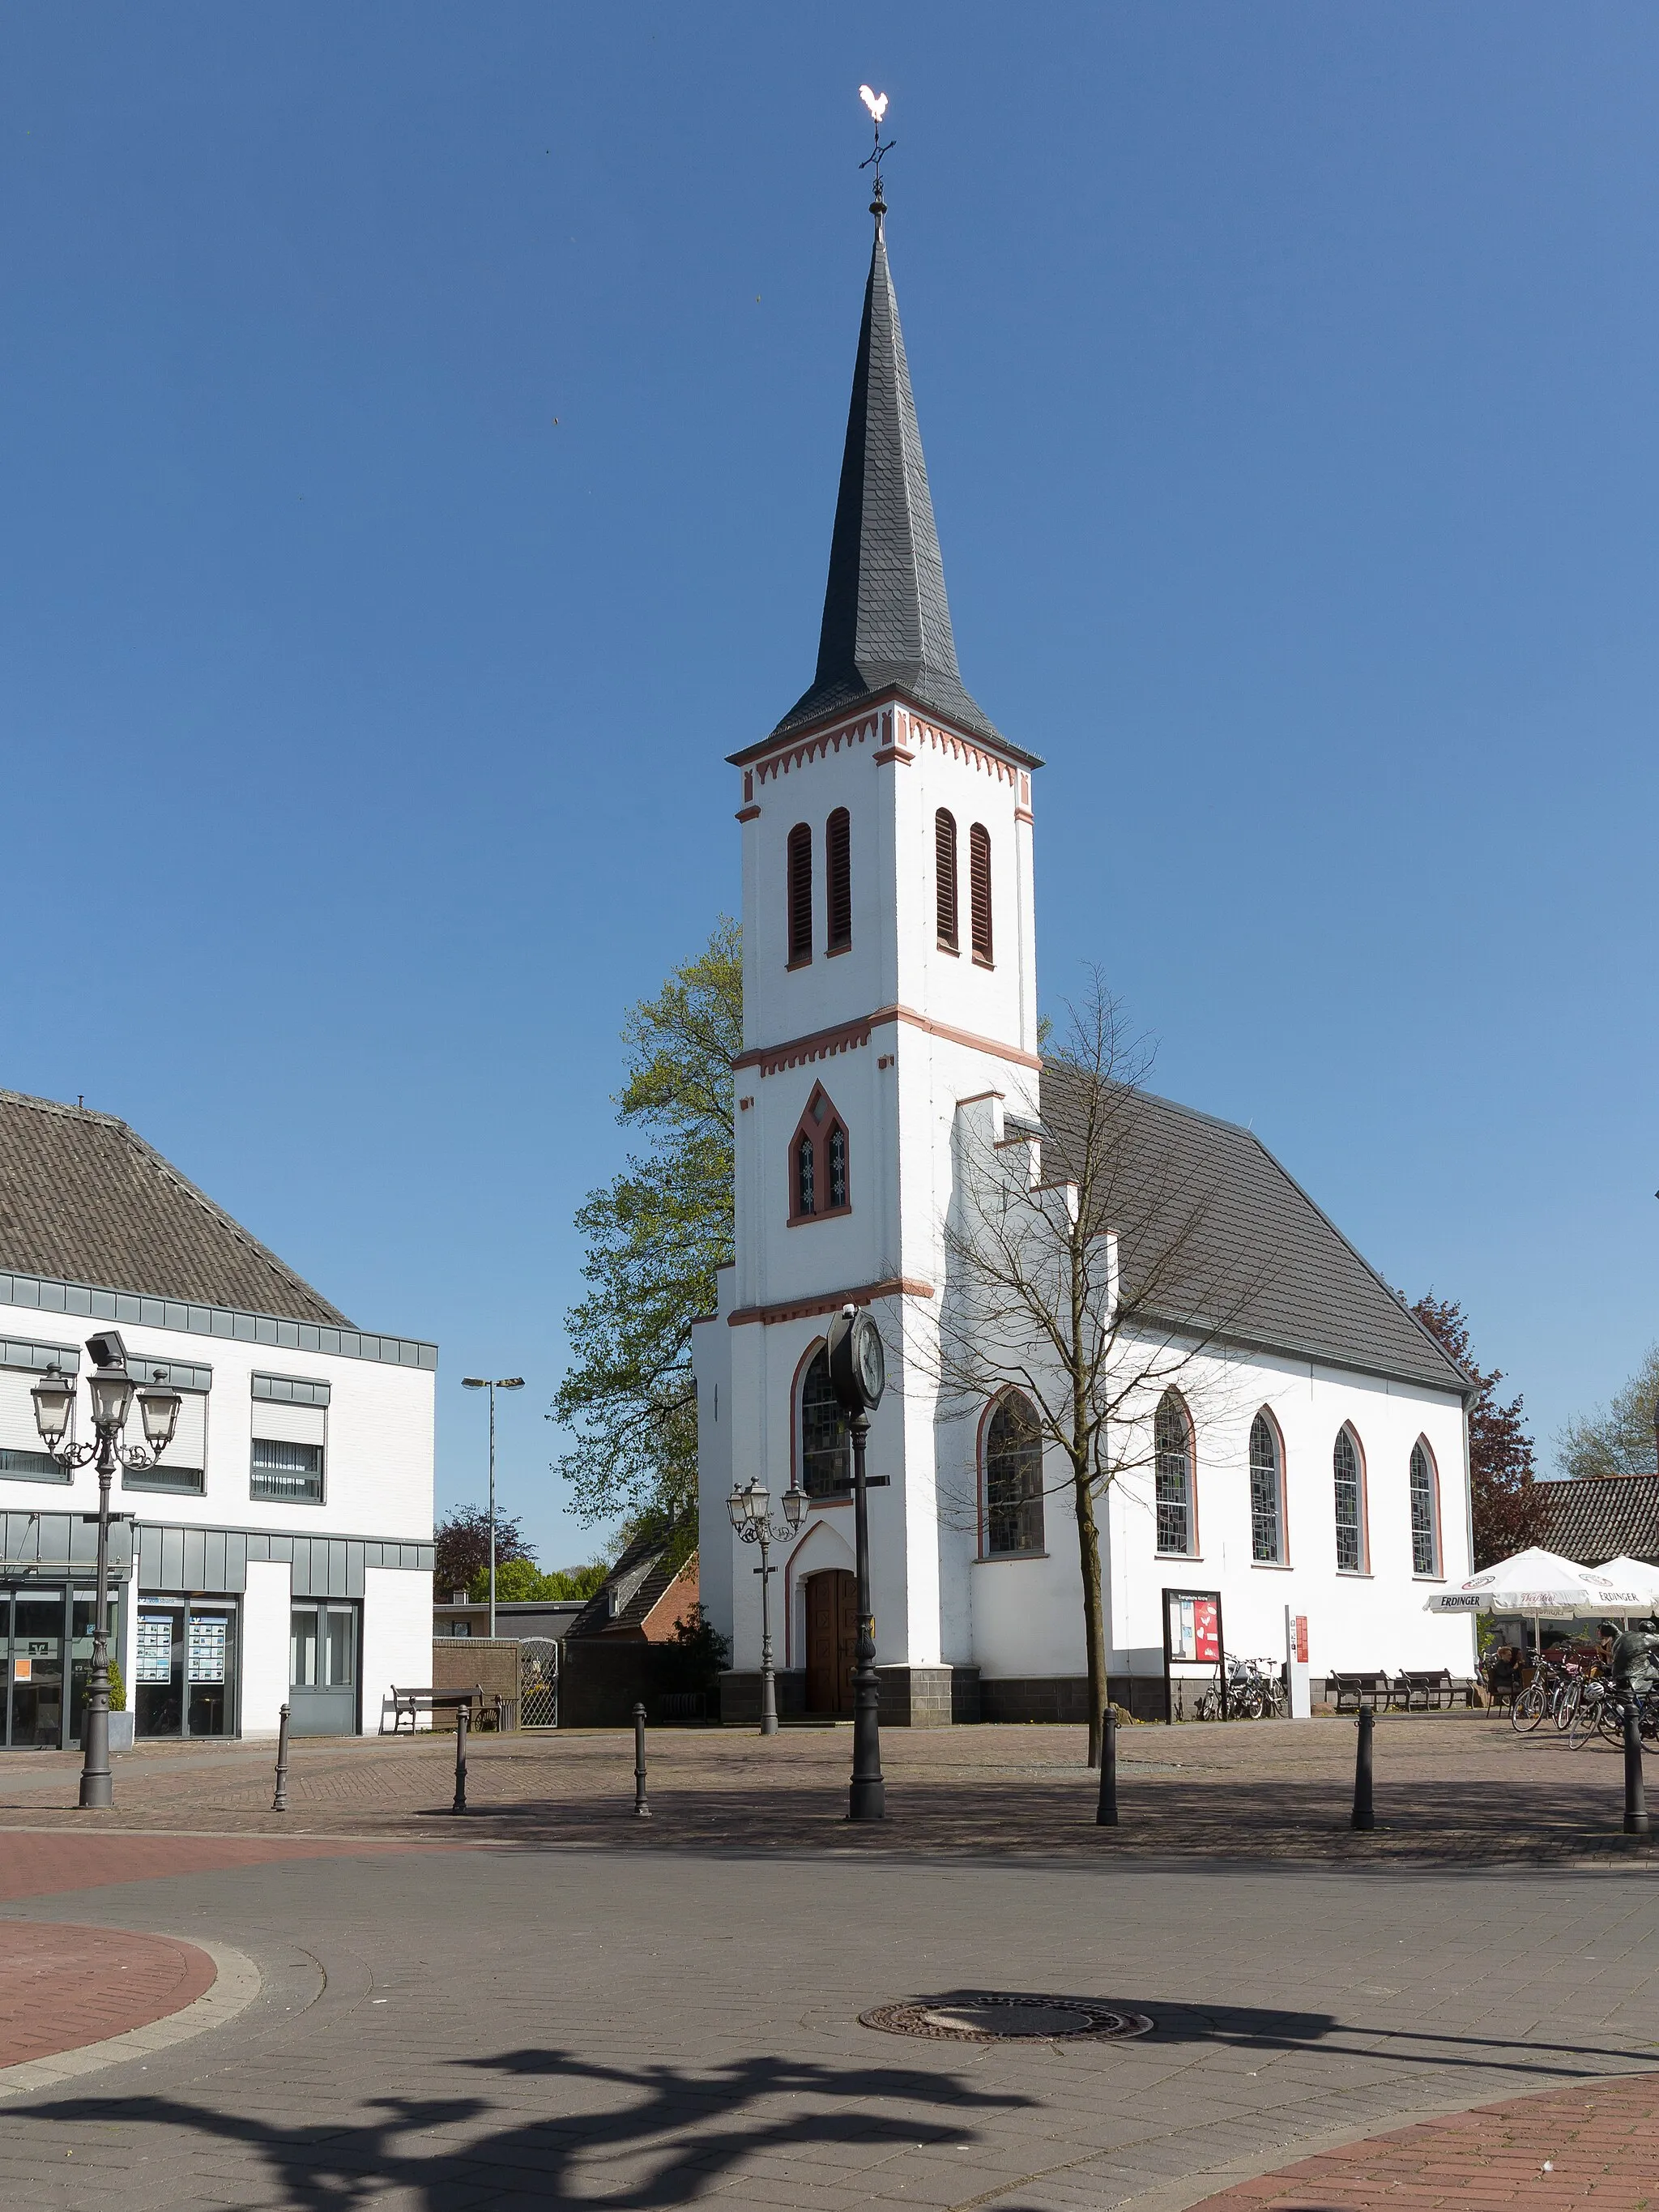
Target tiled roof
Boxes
[0,1090,350,1326]
[566,1522,695,1640]
[760,199,1026,759]
[1536,1474,1659,1568]
[1038,1068,1470,1397]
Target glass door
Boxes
[135,1604,183,1736]
[289,1602,358,1735]
[10,1589,67,1748]
[186,1607,237,1736]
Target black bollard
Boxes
[633,1702,651,1819]
[452,1701,469,1816]
[1095,1708,1119,1826]
[1622,1698,1650,1838]
[1351,1706,1375,1831]
[272,1701,290,1813]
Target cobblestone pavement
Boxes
[1189,2072,1659,2207]
[0,1924,215,2067]
[0,1796,1653,2206]
[0,1714,1652,1865]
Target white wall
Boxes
[362,1564,434,1732]
[241,1557,292,1736]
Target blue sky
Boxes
[4,6,1655,1561]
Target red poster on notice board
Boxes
[1192,1599,1219,1664]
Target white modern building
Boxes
[0,1091,433,1742]
[693,186,1478,1723]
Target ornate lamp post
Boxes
[727,1473,808,1735]
[825,1303,888,1821]
[32,1331,181,1809]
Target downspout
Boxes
[1461,1384,1478,1677]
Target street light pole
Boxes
[462,1376,525,1637]
[31,1332,181,1811]
[727,1475,808,1734]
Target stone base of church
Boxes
[719,1668,809,1726]
[716,1665,983,1727]
[979,1675,1171,1725]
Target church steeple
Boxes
[770,186,1004,746]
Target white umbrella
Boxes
[1594,1556,1659,1612]
[1424,1545,1652,1619]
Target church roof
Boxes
[757,192,1031,761]
[1038,1066,1471,1399]
[0,1088,352,1326]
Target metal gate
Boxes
[518,1637,558,1728]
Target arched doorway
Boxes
[805,1571,858,1715]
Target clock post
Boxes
[827,1304,887,1821]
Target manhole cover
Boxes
[860,1992,1154,2043]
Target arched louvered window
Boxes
[983,1390,1044,1556]
[969,822,993,963]
[789,1083,851,1224]
[825,808,851,953]
[935,809,958,952]
[800,1347,847,1497]
[1154,1390,1194,1556]
[1249,1413,1285,1564]
[1333,1426,1367,1572]
[787,822,812,966]
[1410,1440,1439,1576]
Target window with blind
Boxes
[787,822,812,966]
[825,807,851,952]
[969,822,993,963]
[252,1437,325,1503]
[1333,1426,1367,1572]
[935,809,958,951]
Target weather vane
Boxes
[858,84,894,203]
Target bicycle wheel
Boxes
[1510,1682,1547,1732]
[1569,1689,1605,1749]
[1554,1680,1580,1733]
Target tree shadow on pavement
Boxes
[36,2046,1037,2208]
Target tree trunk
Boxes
[1073,1466,1107,1767]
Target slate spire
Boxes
[771,186,1003,745]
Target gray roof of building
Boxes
[1038,1065,1470,1398]
[759,198,1028,759]
[1536,1473,1659,1568]
[0,1090,351,1328]
[566,1521,693,1641]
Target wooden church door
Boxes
[805,1571,858,1715]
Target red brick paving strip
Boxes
[1191,2071,1659,2209]
[0,1830,461,1902]
[0,1923,217,2066]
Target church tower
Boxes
[694,179,1043,1720]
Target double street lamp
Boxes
[30,1331,181,1809]
[725,1472,808,1735]
[461,1375,524,1637]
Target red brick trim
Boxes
[728,1276,934,1327]
[735,1005,1040,1078]
[736,805,761,822]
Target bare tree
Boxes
[925,974,1270,1766]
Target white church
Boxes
[693,183,1476,1724]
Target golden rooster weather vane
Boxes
[858,84,894,204]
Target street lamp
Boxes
[825,1303,888,1821]
[461,1376,524,1637]
[32,1331,181,1809]
[726,1472,808,1736]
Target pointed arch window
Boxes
[788,1083,851,1224]
[825,808,851,953]
[1248,1412,1285,1564]
[799,1346,847,1498]
[969,822,993,964]
[1154,1390,1195,1557]
[787,822,812,967]
[935,809,958,952]
[1410,1439,1440,1577]
[983,1390,1044,1556]
[1333,1425,1368,1573]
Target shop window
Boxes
[135,1599,237,1738]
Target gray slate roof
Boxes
[0,1090,351,1326]
[1038,1066,1469,1398]
[759,199,1026,758]
[1536,1474,1659,1568]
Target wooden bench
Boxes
[1328,1671,1392,1713]
[1396,1668,1454,1711]
[386,1686,518,1734]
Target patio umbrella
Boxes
[1423,1546,1653,1617]
[1594,1556,1659,1612]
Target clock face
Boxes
[854,1315,885,1409]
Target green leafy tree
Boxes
[552,920,741,1526]
[475,1557,610,1603]
[1410,1295,1546,1568]
[1557,1345,1659,1480]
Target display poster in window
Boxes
[137,1616,173,1684]
[12,1658,30,1682]
[1166,1592,1219,1663]
[187,1617,227,1685]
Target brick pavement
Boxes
[1190,2071,1659,2208]
[0,1714,1648,1866]
[0,1830,460,1902]
[0,1923,215,2066]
